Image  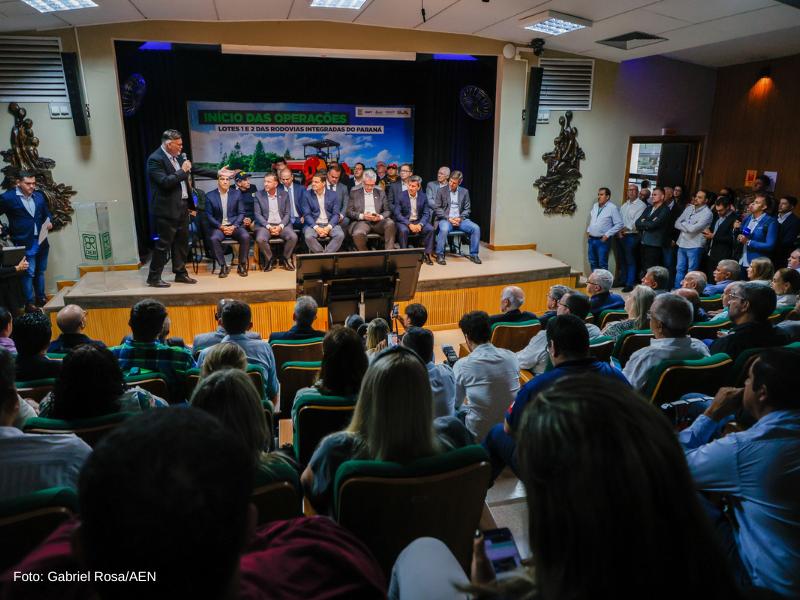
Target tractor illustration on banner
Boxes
[283,139,353,185]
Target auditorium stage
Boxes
[45,248,575,346]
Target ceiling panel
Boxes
[0,13,68,30]
[646,0,776,25]
[665,24,800,66]
[533,0,662,22]
[0,1,45,16]
[130,0,218,20]
[354,0,455,29]
[209,0,292,21]
[56,0,142,26]
[416,0,544,34]
[288,0,372,23]
[702,3,800,35]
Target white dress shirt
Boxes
[427,361,456,418]
[623,336,710,391]
[363,189,376,216]
[453,343,520,442]
[587,201,623,238]
[315,192,328,225]
[220,191,229,225]
[162,145,188,200]
[620,199,647,233]
[676,204,713,249]
[516,322,602,373]
[448,190,460,218]
[409,194,419,221]
[266,192,281,226]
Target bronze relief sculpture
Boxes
[534,110,585,216]
[1,102,76,230]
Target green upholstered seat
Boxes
[642,353,733,405]
[292,393,356,465]
[23,412,136,447]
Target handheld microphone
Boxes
[179,152,188,163]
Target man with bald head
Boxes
[488,286,538,327]
[47,304,106,354]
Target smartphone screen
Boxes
[483,528,522,577]
[388,333,399,348]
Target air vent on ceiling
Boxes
[597,31,667,50]
[0,36,68,103]
[538,58,594,111]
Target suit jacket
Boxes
[393,190,431,226]
[347,187,391,221]
[302,189,340,229]
[386,180,405,211]
[778,212,800,247]
[205,188,245,229]
[325,182,348,215]
[435,186,471,220]
[254,189,291,228]
[426,181,445,208]
[0,189,51,250]
[741,213,777,260]
[636,204,672,247]
[488,309,538,327]
[706,211,738,263]
[146,147,217,221]
[268,324,326,342]
[281,182,307,221]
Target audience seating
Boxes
[611,330,654,369]
[489,320,541,353]
[598,309,628,329]
[768,306,794,324]
[589,335,615,363]
[688,320,731,339]
[184,364,267,401]
[23,412,135,447]
[123,371,170,403]
[333,445,491,576]
[699,294,723,311]
[292,393,356,466]
[251,461,303,524]
[15,378,56,403]
[642,353,733,405]
[269,337,324,370]
[0,487,78,572]
[279,361,321,413]
[44,353,66,361]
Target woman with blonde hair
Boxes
[747,256,774,286]
[601,285,656,340]
[199,341,247,378]
[364,317,390,360]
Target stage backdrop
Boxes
[187,101,414,178]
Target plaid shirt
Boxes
[111,340,196,401]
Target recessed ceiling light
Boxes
[309,0,367,9]
[21,0,97,13]
[520,10,591,36]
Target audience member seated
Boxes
[198,300,278,403]
[0,348,90,501]
[778,297,800,341]
[403,327,455,417]
[402,302,428,329]
[704,259,741,296]
[0,306,15,354]
[707,280,744,322]
[293,326,367,411]
[12,311,61,381]
[641,265,671,295]
[680,270,707,296]
[771,267,800,307]
[365,318,390,361]
[709,283,788,360]
[680,349,800,598]
[602,284,656,340]
[538,284,572,327]
[344,313,365,334]
[390,375,741,600]
[586,269,624,319]
[747,256,774,286]
[198,341,247,379]
[38,345,166,419]
[488,286,537,327]
[433,170,481,265]
[111,299,195,401]
[454,311,519,442]
[789,248,800,272]
[674,287,708,323]
[47,304,105,354]
[623,294,710,391]
[484,316,629,479]
[0,409,386,599]
[302,347,471,515]
[268,295,325,342]
[517,292,600,375]
[192,298,260,355]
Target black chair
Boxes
[447,230,467,257]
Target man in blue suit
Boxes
[303,172,344,253]
[394,175,434,265]
[205,173,249,278]
[737,192,777,268]
[278,168,306,230]
[0,171,53,306]
[434,170,481,265]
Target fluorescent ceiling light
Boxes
[21,0,97,12]
[309,0,367,8]
[520,10,591,36]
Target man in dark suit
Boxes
[393,175,434,264]
[303,173,344,253]
[268,295,326,342]
[254,172,297,272]
[635,186,672,271]
[488,286,538,326]
[205,173,249,278]
[233,172,257,233]
[324,165,349,231]
[0,171,53,306]
[434,170,481,265]
[776,195,799,266]
[146,129,227,287]
[346,169,395,251]
[386,163,413,214]
[703,195,738,281]
[278,168,306,230]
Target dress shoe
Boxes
[280,257,295,271]
[264,260,274,272]
[174,274,197,284]
[423,254,433,265]
[469,255,482,265]
[436,255,447,266]
[218,266,229,279]
[237,265,248,277]
[147,279,171,288]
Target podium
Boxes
[295,248,424,326]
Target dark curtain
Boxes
[115,42,497,256]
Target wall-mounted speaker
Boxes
[524,66,544,136]
[61,52,90,137]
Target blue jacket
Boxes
[205,188,245,229]
[589,291,625,319]
[393,190,431,226]
[281,182,307,222]
[302,188,340,228]
[741,213,777,261]
[0,188,51,250]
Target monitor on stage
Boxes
[295,248,424,325]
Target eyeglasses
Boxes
[557,301,569,308]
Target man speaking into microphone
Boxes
[146,129,231,287]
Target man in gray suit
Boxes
[435,170,481,264]
[254,172,297,271]
[347,169,396,251]
[426,166,450,210]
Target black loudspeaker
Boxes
[525,66,544,136]
[61,52,90,137]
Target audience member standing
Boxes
[775,195,799,266]
[586,187,622,272]
[738,192,777,269]
[636,187,672,271]
[703,195,739,282]
[674,190,713,289]
[618,183,647,292]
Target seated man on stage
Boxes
[278,168,306,230]
[394,175,434,264]
[346,168,395,251]
[303,172,344,254]
[254,172,297,272]
[434,170,481,265]
[205,173,250,278]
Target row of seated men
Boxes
[1,283,798,598]
[194,164,481,277]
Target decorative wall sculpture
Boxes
[1,102,76,230]
[533,110,585,216]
